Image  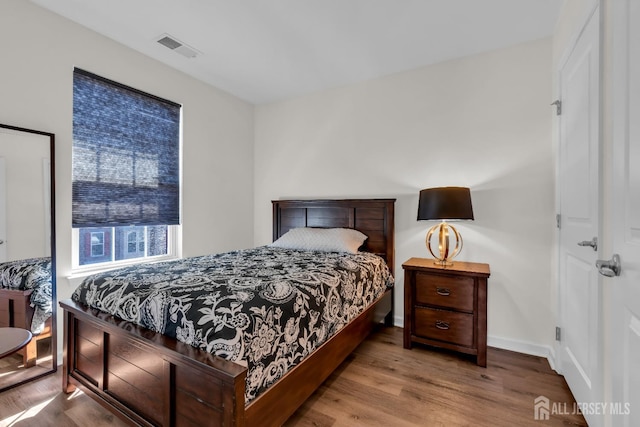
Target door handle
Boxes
[596,254,621,277]
[578,237,598,251]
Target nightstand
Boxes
[402,257,490,367]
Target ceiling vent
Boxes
[156,34,200,59]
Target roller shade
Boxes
[72,68,180,227]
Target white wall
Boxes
[1,0,560,360]
[255,38,556,353]
[1,0,255,352]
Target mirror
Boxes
[0,124,56,390]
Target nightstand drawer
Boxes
[414,307,474,347]
[415,273,474,312]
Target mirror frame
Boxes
[0,123,56,391]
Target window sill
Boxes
[68,254,180,280]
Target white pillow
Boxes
[270,227,368,254]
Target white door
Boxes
[609,0,640,425]
[557,6,602,426]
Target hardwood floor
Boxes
[286,327,585,427]
[0,327,585,427]
[0,338,54,390]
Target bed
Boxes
[0,257,53,367]
[61,198,395,426]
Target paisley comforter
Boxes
[72,246,393,403]
[0,257,52,334]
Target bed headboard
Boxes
[272,199,396,274]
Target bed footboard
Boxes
[245,289,393,426]
[0,288,52,367]
[60,300,247,427]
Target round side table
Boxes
[0,327,33,359]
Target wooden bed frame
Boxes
[60,198,395,426]
[0,288,52,367]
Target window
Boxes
[79,227,112,266]
[127,231,140,254]
[90,232,105,257]
[76,225,171,266]
[72,69,181,270]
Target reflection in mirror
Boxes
[0,124,56,391]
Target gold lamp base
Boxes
[425,221,463,267]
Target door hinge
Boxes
[556,214,561,229]
[551,100,562,115]
[556,326,561,341]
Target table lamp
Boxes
[417,187,474,266]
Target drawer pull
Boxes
[436,287,451,296]
[435,320,450,330]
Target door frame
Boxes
[606,0,640,424]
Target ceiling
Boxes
[31,0,563,105]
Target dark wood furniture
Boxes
[61,198,395,427]
[0,327,32,359]
[0,289,52,367]
[403,257,490,367]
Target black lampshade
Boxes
[417,187,474,221]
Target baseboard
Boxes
[393,315,403,328]
[488,335,558,372]
[388,322,559,372]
